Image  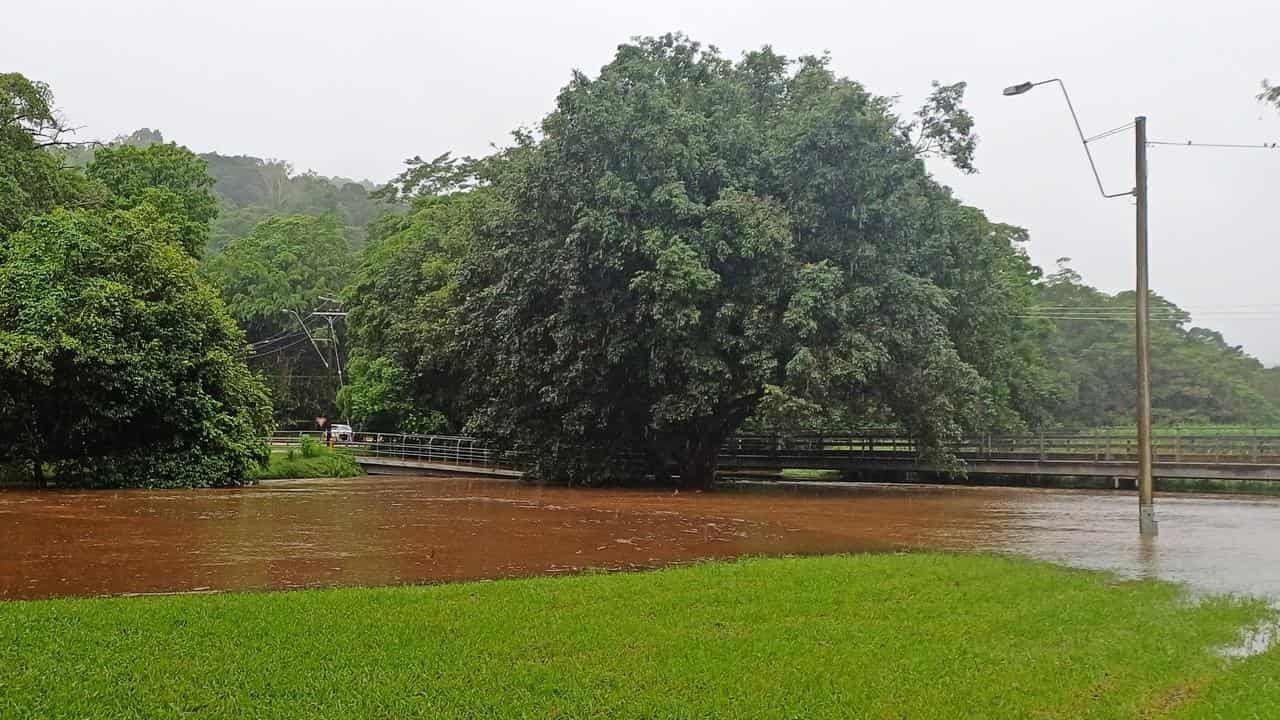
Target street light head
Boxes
[1002,81,1034,96]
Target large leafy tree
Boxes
[0,73,274,487]
[0,205,273,486]
[451,35,1042,486]
[0,73,97,238]
[340,161,485,432]
[203,215,355,425]
[87,142,219,256]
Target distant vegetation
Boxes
[2,36,1277,488]
[202,152,381,253]
[1034,262,1280,427]
[60,127,383,253]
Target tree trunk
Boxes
[676,441,720,489]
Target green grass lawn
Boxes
[247,445,363,481]
[0,554,1276,719]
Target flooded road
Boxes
[2,476,1279,600]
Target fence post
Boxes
[1038,429,1045,461]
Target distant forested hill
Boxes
[1032,261,1279,427]
[202,153,382,253]
[62,128,384,253]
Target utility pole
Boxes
[282,309,328,369]
[315,312,347,390]
[1134,116,1157,535]
[313,301,349,424]
[1003,79,1158,535]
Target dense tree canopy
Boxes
[340,167,486,433]
[1034,262,1278,426]
[0,204,273,486]
[0,73,273,487]
[0,73,97,237]
[440,35,1048,486]
[4,55,1277,490]
[87,143,219,256]
[203,214,356,425]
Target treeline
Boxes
[1035,264,1279,427]
[2,35,1276,488]
[61,127,382,252]
[0,73,271,486]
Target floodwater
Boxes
[3,476,1280,600]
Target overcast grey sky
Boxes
[5,0,1278,362]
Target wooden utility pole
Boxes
[1134,116,1157,536]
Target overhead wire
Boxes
[246,336,312,359]
[1147,140,1280,150]
[250,331,306,348]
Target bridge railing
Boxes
[720,431,1280,466]
[268,429,1280,473]
[267,431,520,468]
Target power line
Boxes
[246,336,311,359]
[250,330,306,348]
[1148,140,1280,150]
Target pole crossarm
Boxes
[1028,78,1134,199]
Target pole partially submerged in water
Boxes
[1134,116,1157,536]
[1002,80,1157,535]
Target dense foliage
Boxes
[430,36,1051,485]
[1034,263,1278,426]
[338,37,1279,486]
[0,73,272,487]
[203,153,381,252]
[4,49,1278,489]
[339,164,484,433]
[203,215,356,425]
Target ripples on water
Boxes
[3,477,1280,605]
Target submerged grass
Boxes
[0,553,1275,719]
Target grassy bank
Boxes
[247,440,363,481]
[1,554,1276,719]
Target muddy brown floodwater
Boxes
[3,476,1280,600]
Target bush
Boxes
[248,445,363,481]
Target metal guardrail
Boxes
[721,431,1280,466]
[268,431,520,468]
[268,429,1280,472]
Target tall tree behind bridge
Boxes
[450,35,1053,486]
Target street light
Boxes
[1004,78,1157,536]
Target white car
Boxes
[330,424,354,443]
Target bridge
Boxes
[271,429,1280,483]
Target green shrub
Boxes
[248,445,362,481]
